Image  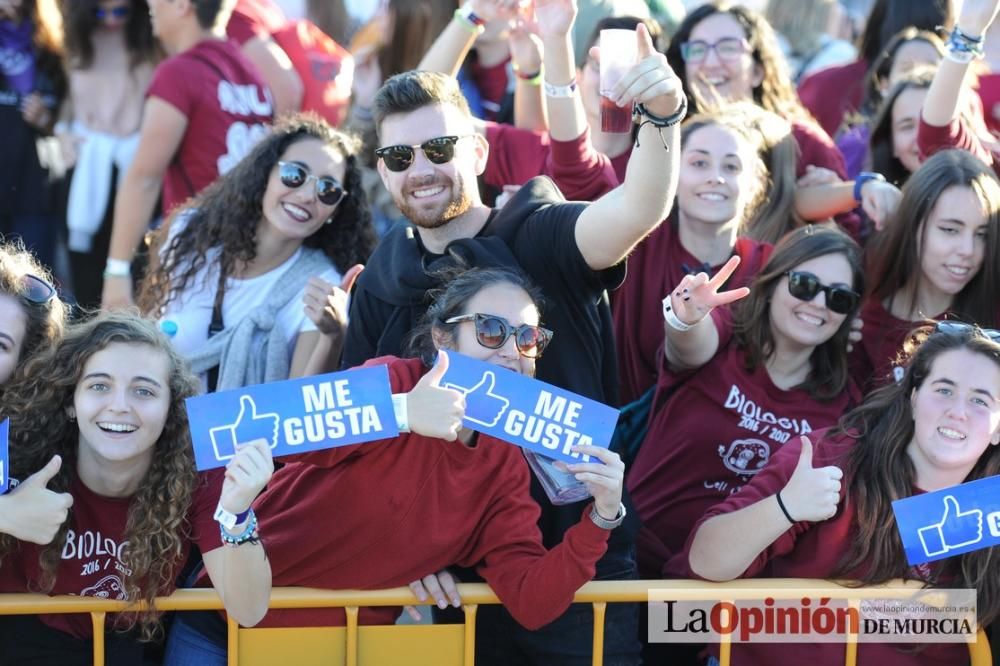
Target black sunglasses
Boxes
[934,321,1000,343]
[445,313,553,359]
[785,271,859,315]
[375,136,470,173]
[278,162,346,206]
[95,6,129,19]
[21,273,55,304]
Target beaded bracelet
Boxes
[512,63,543,86]
[633,94,688,149]
[220,509,260,547]
[945,26,985,64]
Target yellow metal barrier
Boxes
[0,580,989,666]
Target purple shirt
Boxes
[0,19,35,95]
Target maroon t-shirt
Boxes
[918,115,998,174]
[226,0,287,45]
[610,216,772,406]
[147,39,274,215]
[0,471,223,639]
[798,59,868,138]
[977,72,1000,137]
[628,339,859,578]
[676,430,965,665]
[848,298,941,393]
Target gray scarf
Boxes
[187,248,333,391]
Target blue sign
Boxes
[0,418,7,494]
[892,475,1000,565]
[185,366,398,470]
[439,352,619,463]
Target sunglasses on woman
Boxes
[934,321,1000,343]
[20,273,56,304]
[94,6,129,19]
[785,271,859,315]
[278,162,346,206]
[375,135,471,173]
[445,313,553,359]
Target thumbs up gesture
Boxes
[220,438,275,517]
[0,455,74,544]
[303,264,364,337]
[604,22,683,118]
[407,351,466,441]
[778,437,843,523]
[917,496,984,557]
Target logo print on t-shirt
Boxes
[217,121,269,175]
[81,574,126,600]
[718,438,770,476]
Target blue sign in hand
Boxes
[186,366,398,470]
[893,476,1000,565]
[438,352,619,464]
[0,418,8,495]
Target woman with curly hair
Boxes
[0,0,67,269]
[0,312,273,665]
[687,322,1000,665]
[0,240,67,385]
[59,0,157,308]
[138,114,377,391]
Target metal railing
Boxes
[0,579,989,666]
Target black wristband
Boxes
[634,94,688,128]
[775,490,795,524]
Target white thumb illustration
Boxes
[209,395,281,461]
[445,371,510,428]
[917,495,984,557]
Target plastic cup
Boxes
[599,29,638,133]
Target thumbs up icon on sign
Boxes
[917,495,984,557]
[209,396,280,461]
[445,372,510,428]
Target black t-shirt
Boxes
[342,176,636,553]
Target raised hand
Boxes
[778,436,843,523]
[957,0,1000,36]
[534,0,577,40]
[407,351,466,441]
[605,23,683,118]
[303,264,364,337]
[220,438,274,516]
[509,7,543,74]
[561,445,625,523]
[0,455,73,545]
[667,255,750,328]
[468,0,523,23]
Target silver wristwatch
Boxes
[589,502,626,530]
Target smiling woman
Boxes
[138,114,377,391]
[0,312,274,664]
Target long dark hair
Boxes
[139,114,377,316]
[866,149,1000,328]
[62,0,156,69]
[0,312,200,640]
[834,324,1000,624]
[665,3,812,124]
[733,226,864,400]
[867,66,936,187]
[405,266,544,366]
[856,0,951,65]
[856,27,943,121]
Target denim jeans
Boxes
[163,611,227,666]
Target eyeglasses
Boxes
[375,136,471,173]
[21,273,55,304]
[680,38,751,64]
[934,321,1000,343]
[444,313,553,359]
[94,6,129,20]
[277,162,346,206]
[785,271,860,315]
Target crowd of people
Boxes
[2,0,1000,664]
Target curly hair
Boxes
[0,312,200,641]
[0,240,67,383]
[138,114,377,317]
[62,0,157,70]
[833,324,1000,625]
[665,2,813,125]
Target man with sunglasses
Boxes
[101,0,273,309]
[340,19,684,665]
